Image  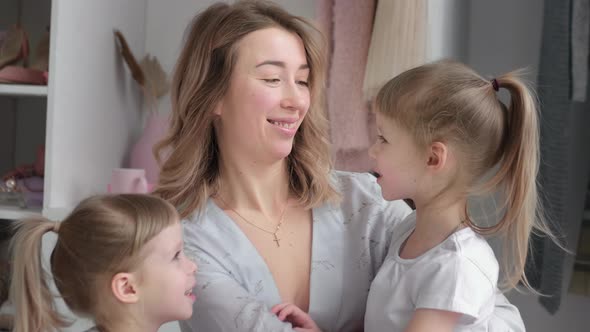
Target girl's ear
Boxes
[426,141,448,170]
[111,272,140,304]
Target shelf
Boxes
[0,203,42,220]
[0,84,48,97]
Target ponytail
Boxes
[9,217,69,332]
[478,72,561,291]
[374,60,564,292]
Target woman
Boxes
[155,1,525,331]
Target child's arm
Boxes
[271,303,322,332]
[404,309,461,332]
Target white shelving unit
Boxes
[0,84,48,97]
[2,0,146,330]
[0,203,41,220]
[1,0,146,222]
[0,0,50,222]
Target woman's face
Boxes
[215,27,311,163]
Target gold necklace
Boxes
[217,195,288,247]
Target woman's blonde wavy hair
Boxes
[154,0,338,219]
[9,194,178,332]
[374,59,561,292]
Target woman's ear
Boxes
[111,272,140,304]
[213,100,223,116]
[426,141,448,170]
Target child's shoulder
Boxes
[438,228,499,286]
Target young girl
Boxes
[365,59,554,331]
[273,59,552,331]
[9,194,197,332]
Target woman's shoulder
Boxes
[330,170,380,194]
[81,327,100,332]
[330,171,384,205]
[181,199,240,249]
[330,170,412,221]
[180,199,251,274]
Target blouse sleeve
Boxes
[336,171,413,271]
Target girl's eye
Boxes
[297,80,309,87]
[173,251,181,260]
[263,78,280,84]
[377,135,387,143]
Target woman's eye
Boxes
[173,251,181,260]
[377,135,387,143]
[263,78,280,84]
[297,80,309,87]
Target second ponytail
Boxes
[9,217,69,332]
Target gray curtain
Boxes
[527,0,590,314]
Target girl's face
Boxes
[138,222,197,324]
[368,113,426,201]
[214,27,311,163]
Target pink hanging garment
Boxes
[317,0,376,171]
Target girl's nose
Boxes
[186,257,198,275]
[190,260,197,275]
[368,143,377,159]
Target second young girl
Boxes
[363,59,549,331]
[10,194,197,332]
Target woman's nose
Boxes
[281,84,309,111]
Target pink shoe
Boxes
[0,65,46,85]
[0,25,28,69]
[0,26,49,85]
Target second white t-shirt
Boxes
[365,211,500,332]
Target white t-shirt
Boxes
[365,212,501,332]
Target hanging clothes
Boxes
[526,0,590,314]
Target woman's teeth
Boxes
[268,120,296,129]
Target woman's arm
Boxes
[404,309,461,332]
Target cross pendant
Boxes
[273,233,281,247]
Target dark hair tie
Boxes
[491,78,499,91]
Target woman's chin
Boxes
[271,143,294,160]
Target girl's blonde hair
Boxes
[375,59,557,291]
[154,0,338,218]
[9,194,178,332]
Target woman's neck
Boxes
[217,154,291,216]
